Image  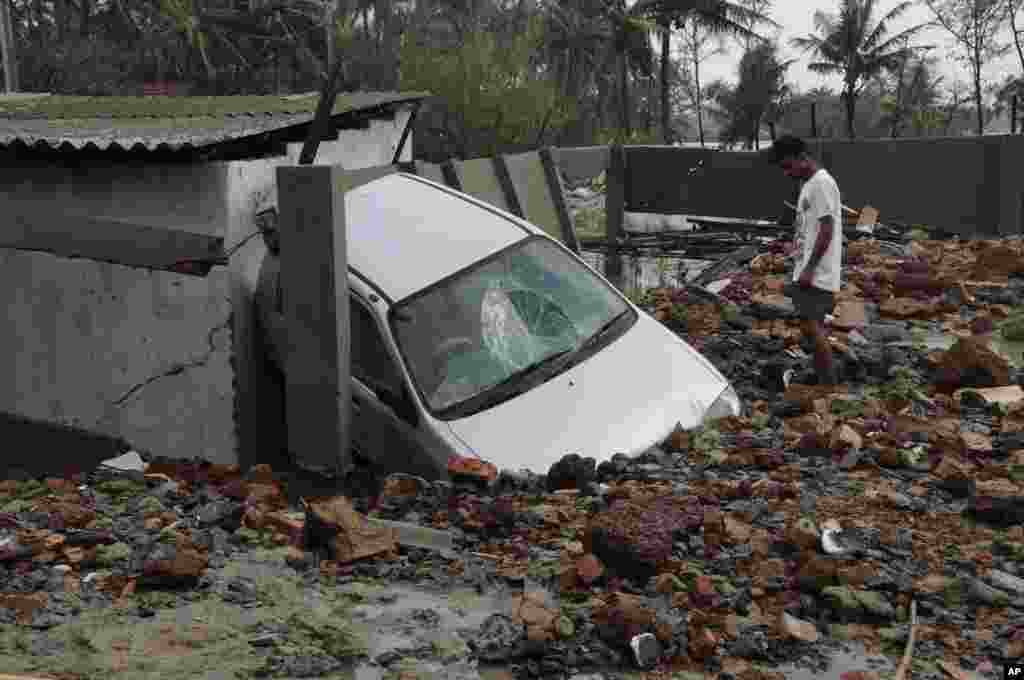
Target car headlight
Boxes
[703,384,742,424]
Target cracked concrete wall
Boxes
[224,111,413,470]
[0,163,236,464]
[0,113,411,470]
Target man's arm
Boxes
[802,214,834,278]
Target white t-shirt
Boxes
[793,168,842,293]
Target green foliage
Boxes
[594,127,663,145]
[399,15,573,158]
[574,205,607,238]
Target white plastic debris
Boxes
[630,632,661,669]
[705,279,733,294]
[820,519,848,555]
[100,450,148,473]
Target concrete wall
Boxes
[224,108,412,470]
[621,135,1024,236]
[1,108,413,469]
[0,162,236,463]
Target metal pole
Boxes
[299,56,345,166]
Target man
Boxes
[770,135,843,386]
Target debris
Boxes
[303,495,398,564]
[779,611,819,642]
[953,385,1024,407]
[448,455,498,486]
[935,338,1011,392]
[99,450,148,473]
[629,632,662,669]
[366,518,453,552]
[893,600,918,680]
[832,300,868,331]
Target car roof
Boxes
[345,173,536,302]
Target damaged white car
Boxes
[257,172,740,480]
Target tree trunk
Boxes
[660,22,671,144]
[811,101,817,137]
[619,51,631,139]
[325,0,338,74]
[843,90,856,139]
[973,60,984,135]
[693,25,704,147]
[1011,0,1024,76]
[0,0,18,92]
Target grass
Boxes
[0,557,367,680]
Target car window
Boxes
[351,299,403,395]
[391,236,633,417]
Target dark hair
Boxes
[770,135,808,165]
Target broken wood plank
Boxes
[1,211,225,275]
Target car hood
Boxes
[446,312,731,475]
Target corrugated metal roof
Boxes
[0,91,430,153]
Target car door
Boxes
[349,295,448,480]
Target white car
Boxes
[257,172,740,480]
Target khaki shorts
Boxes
[784,282,835,322]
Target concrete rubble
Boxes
[3,235,1024,679]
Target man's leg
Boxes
[802,317,837,386]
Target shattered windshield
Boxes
[391,236,633,418]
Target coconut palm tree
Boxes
[790,0,929,139]
[632,0,776,143]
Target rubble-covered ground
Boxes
[5,237,1024,680]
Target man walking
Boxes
[770,135,842,386]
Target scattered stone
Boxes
[546,454,597,492]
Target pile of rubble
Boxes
[4,236,1024,680]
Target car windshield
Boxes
[391,236,633,418]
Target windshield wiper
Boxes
[450,348,575,416]
[573,310,631,356]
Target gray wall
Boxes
[618,135,1024,236]
[0,111,414,469]
[0,162,236,463]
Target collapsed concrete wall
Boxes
[0,162,235,463]
[0,109,413,468]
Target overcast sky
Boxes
[677,0,1021,95]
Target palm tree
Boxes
[542,0,612,139]
[790,0,929,139]
[633,0,776,144]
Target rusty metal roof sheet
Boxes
[0,91,430,153]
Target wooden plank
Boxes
[502,151,564,244]
[604,144,626,290]
[276,164,351,478]
[492,155,524,218]
[413,160,448,187]
[540,147,580,253]
[441,159,462,191]
[455,157,511,213]
[0,211,225,275]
